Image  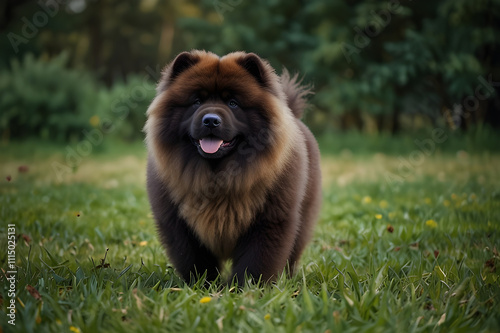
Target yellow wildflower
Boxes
[379,200,388,208]
[425,220,437,228]
[424,198,431,204]
[139,241,148,247]
[375,214,382,220]
[264,313,271,320]
[69,327,81,333]
[443,200,450,207]
[89,115,100,127]
[362,196,372,204]
[200,297,212,304]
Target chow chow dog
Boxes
[144,50,321,284]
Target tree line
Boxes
[1,0,499,135]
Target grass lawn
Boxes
[1,139,499,332]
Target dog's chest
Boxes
[178,193,265,259]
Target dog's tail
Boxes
[280,68,313,119]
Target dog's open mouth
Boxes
[192,136,239,158]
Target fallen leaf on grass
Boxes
[437,313,446,326]
[132,288,143,310]
[332,311,341,324]
[216,316,224,331]
[18,165,29,173]
[22,234,31,246]
[26,285,42,301]
[485,258,496,272]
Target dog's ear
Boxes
[169,52,199,81]
[158,52,199,92]
[237,52,284,99]
[238,53,273,87]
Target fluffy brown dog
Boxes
[144,50,321,284]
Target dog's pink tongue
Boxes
[200,138,223,154]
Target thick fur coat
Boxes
[144,50,321,284]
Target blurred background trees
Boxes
[1,0,499,142]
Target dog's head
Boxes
[145,51,289,164]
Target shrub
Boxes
[0,54,157,143]
[97,75,156,142]
[0,53,99,142]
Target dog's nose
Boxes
[202,114,222,128]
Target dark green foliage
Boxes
[0,54,156,143]
[177,0,500,133]
[0,53,98,142]
[97,75,156,141]
[1,0,498,138]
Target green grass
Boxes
[1,139,499,332]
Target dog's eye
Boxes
[228,100,238,108]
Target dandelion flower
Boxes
[200,297,212,304]
[89,115,100,127]
[425,220,437,228]
[139,241,148,247]
[362,196,372,204]
[375,214,382,220]
[379,200,388,208]
[69,327,81,333]
[264,314,271,320]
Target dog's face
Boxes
[146,51,286,166]
[185,87,248,160]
